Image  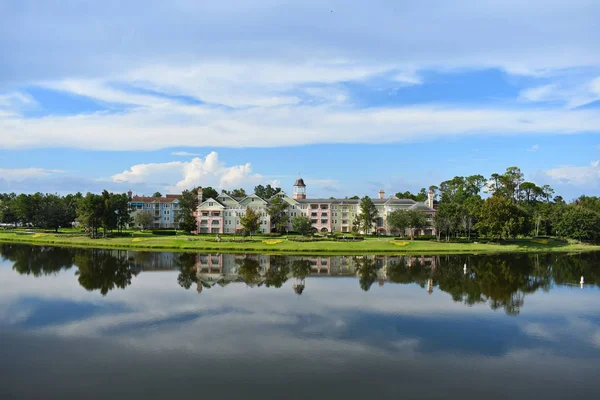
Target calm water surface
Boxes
[1,243,600,399]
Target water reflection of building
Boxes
[192,254,438,294]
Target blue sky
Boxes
[1,0,600,199]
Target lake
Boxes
[1,243,600,399]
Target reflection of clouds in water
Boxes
[3,258,600,362]
[521,322,558,341]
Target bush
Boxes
[152,230,177,236]
[266,233,282,237]
[288,236,326,242]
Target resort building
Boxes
[195,178,436,235]
[127,191,182,229]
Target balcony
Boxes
[211,220,220,225]
[320,220,328,224]
[311,213,318,217]
[321,213,328,217]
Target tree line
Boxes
[2,166,600,241]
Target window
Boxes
[209,202,214,206]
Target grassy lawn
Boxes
[0,230,598,255]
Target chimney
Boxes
[197,187,203,204]
[378,189,385,200]
[427,189,434,208]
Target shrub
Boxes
[152,230,177,236]
[288,237,326,242]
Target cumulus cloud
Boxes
[111,152,263,191]
[544,161,600,187]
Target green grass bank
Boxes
[0,231,598,255]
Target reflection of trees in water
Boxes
[4,244,600,312]
[1,243,74,276]
[434,254,552,316]
[291,259,312,295]
[73,249,134,296]
[236,257,262,286]
[174,253,198,290]
[265,256,290,288]
[353,256,379,292]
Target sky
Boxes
[1,0,600,200]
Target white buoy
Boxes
[463,264,467,274]
[581,276,585,285]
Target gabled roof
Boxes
[239,194,268,206]
[268,191,299,205]
[216,192,240,204]
[408,202,436,212]
[198,198,226,208]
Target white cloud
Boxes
[171,151,201,157]
[527,144,540,152]
[111,151,263,191]
[1,0,600,152]
[544,160,600,187]
[0,168,64,181]
[519,85,557,102]
[518,76,600,108]
[3,0,600,85]
[2,104,600,150]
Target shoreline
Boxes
[1,233,599,256]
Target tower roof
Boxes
[293,178,306,187]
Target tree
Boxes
[292,215,313,235]
[152,192,162,198]
[240,207,260,236]
[178,189,198,234]
[13,193,39,226]
[387,210,410,236]
[406,210,427,240]
[267,196,289,233]
[351,215,361,233]
[201,187,219,202]
[134,210,154,230]
[112,193,131,233]
[77,193,104,238]
[476,196,527,239]
[0,195,18,226]
[223,188,247,198]
[254,184,281,200]
[348,195,360,200]
[358,196,378,234]
[395,189,427,201]
[555,205,600,242]
[38,194,71,232]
